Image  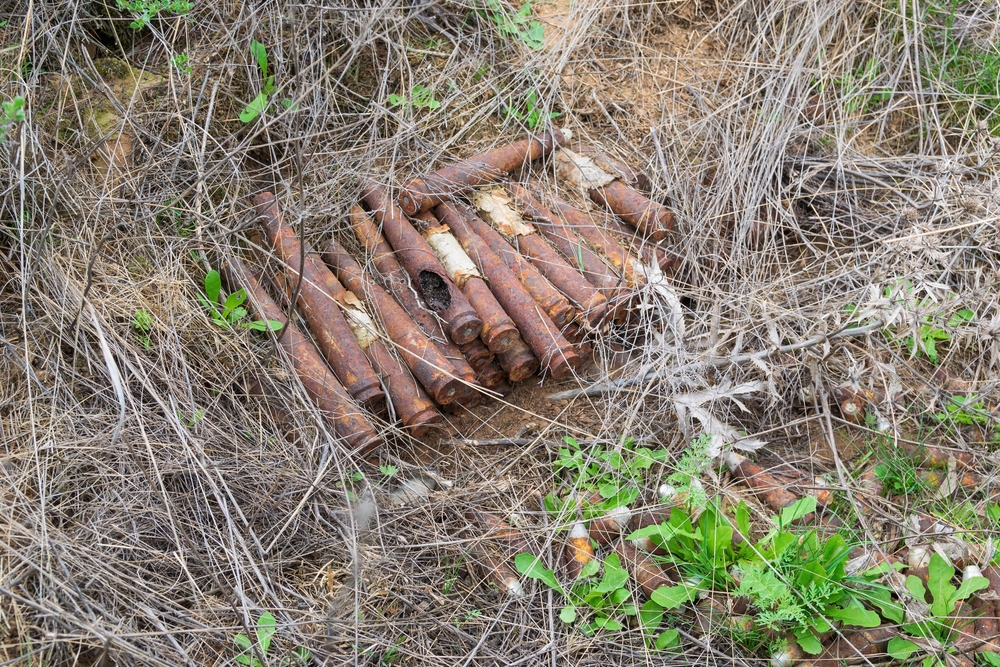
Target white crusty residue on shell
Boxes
[470,187,536,237]
[424,227,482,288]
[554,147,617,190]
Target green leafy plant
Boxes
[170,52,193,74]
[240,41,293,123]
[388,84,441,110]
[177,408,204,428]
[935,395,990,426]
[478,0,544,50]
[0,96,26,143]
[872,440,927,498]
[132,309,154,349]
[379,464,398,478]
[887,554,989,667]
[881,280,975,364]
[835,58,893,114]
[116,0,192,30]
[197,269,281,331]
[234,612,311,666]
[504,90,560,129]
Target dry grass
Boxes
[1,0,999,664]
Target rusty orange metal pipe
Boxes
[253,193,383,405]
[349,206,483,397]
[435,201,580,380]
[360,182,482,345]
[476,359,507,389]
[587,178,674,242]
[617,542,674,598]
[397,129,565,215]
[222,258,381,455]
[460,209,577,328]
[321,238,466,406]
[412,210,519,354]
[496,335,539,382]
[725,451,802,512]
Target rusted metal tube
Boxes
[465,509,532,556]
[588,180,674,242]
[271,271,442,437]
[459,338,495,373]
[724,452,802,512]
[467,545,524,597]
[434,202,580,379]
[412,210,519,354]
[349,206,483,398]
[360,182,483,345]
[223,258,381,455]
[496,335,539,382]
[564,522,594,580]
[397,129,565,215]
[253,193,384,406]
[476,359,507,389]
[616,542,673,598]
[544,194,647,288]
[459,208,577,328]
[321,238,466,406]
[589,506,631,546]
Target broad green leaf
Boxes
[594,556,629,594]
[887,637,920,660]
[559,605,576,624]
[256,612,276,653]
[793,628,823,655]
[578,558,600,579]
[592,615,622,631]
[778,496,817,527]
[654,629,680,651]
[250,40,268,78]
[228,307,248,322]
[861,586,904,623]
[980,652,1000,667]
[599,483,618,499]
[234,656,252,666]
[204,270,221,304]
[240,92,270,123]
[650,583,699,609]
[825,605,880,628]
[734,501,751,541]
[927,554,957,617]
[610,587,630,604]
[234,634,252,649]
[293,646,311,663]
[514,553,563,595]
[948,309,975,327]
[639,600,663,633]
[262,75,275,96]
[905,574,927,602]
[626,522,697,544]
[953,575,989,604]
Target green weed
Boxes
[477,0,544,50]
[504,90,560,129]
[197,269,281,332]
[240,41,294,123]
[388,85,441,110]
[0,96,26,143]
[132,309,154,349]
[880,279,975,364]
[871,440,927,498]
[834,58,893,114]
[116,0,192,30]
[170,52,193,74]
[233,611,311,666]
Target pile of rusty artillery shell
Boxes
[230,128,677,452]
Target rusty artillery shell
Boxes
[725,452,801,512]
[397,129,565,215]
[801,625,895,667]
[568,142,652,192]
[509,184,623,293]
[617,542,673,598]
[321,239,465,406]
[271,271,443,437]
[588,178,674,242]
[972,597,999,652]
[496,335,540,382]
[253,193,384,406]
[348,206,482,399]
[460,206,577,328]
[918,468,983,491]
[466,509,532,556]
[360,182,483,345]
[223,258,381,455]
[467,544,524,597]
[459,338,495,373]
[564,522,595,580]
[412,210,519,354]
[544,194,647,288]
[589,505,632,545]
[898,440,974,468]
[435,202,580,379]
[477,359,508,389]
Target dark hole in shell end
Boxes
[418,270,452,311]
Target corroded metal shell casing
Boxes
[321,239,465,406]
[222,258,381,455]
[588,179,674,242]
[434,202,580,380]
[467,544,524,597]
[563,522,594,581]
[496,335,539,382]
[724,452,802,513]
[465,509,532,557]
[460,208,577,328]
[616,542,674,598]
[412,210,519,354]
[349,206,482,399]
[360,181,483,345]
[253,192,383,405]
[458,338,495,373]
[397,129,565,215]
[476,359,508,389]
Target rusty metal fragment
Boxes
[435,201,580,379]
[496,335,539,382]
[725,452,801,512]
[460,200,576,328]
[898,440,974,468]
[589,505,631,545]
[321,238,465,406]
[616,542,673,598]
[412,210,519,354]
[253,193,384,405]
[222,258,381,455]
[348,206,482,397]
[397,129,565,215]
[361,182,483,345]
[564,522,594,580]
[800,625,895,667]
[467,544,524,597]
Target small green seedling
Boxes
[379,464,398,478]
[478,0,544,50]
[197,269,281,331]
[881,279,975,364]
[132,309,154,349]
[935,395,991,426]
[170,52,193,74]
[504,90,560,129]
[887,554,989,667]
[240,41,294,123]
[177,408,204,428]
[116,0,192,30]
[388,85,441,110]
[0,96,26,143]
[234,612,311,666]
